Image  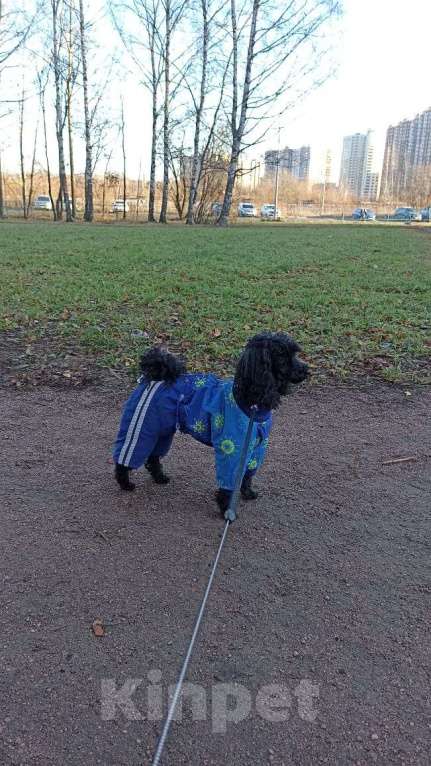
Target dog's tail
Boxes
[139,346,186,383]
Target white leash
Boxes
[151,406,257,765]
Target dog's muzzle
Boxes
[290,361,309,384]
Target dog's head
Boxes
[233,331,309,410]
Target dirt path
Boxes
[1,384,430,765]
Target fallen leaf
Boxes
[92,619,105,637]
[211,328,222,337]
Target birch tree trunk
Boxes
[19,90,27,219]
[26,123,38,217]
[148,52,158,222]
[159,0,171,224]
[121,97,127,220]
[218,0,259,226]
[67,1,76,218]
[67,103,76,217]
[40,78,57,220]
[110,0,163,224]
[185,0,208,225]
[0,150,5,218]
[102,149,112,220]
[52,0,73,222]
[79,0,94,221]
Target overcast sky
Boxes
[2,0,430,183]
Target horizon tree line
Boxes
[0,0,342,224]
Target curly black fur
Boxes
[115,333,309,510]
[115,463,135,491]
[140,346,186,383]
[233,331,309,411]
[145,455,170,484]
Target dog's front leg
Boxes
[215,488,231,517]
[240,472,258,501]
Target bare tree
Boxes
[66,0,79,218]
[1,1,38,218]
[158,0,171,222]
[17,83,40,220]
[406,166,431,209]
[158,0,188,223]
[0,0,35,69]
[0,148,4,218]
[51,0,73,221]
[218,0,341,225]
[185,32,230,223]
[38,69,57,219]
[78,0,94,221]
[184,0,209,224]
[169,143,189,218]
[110,0,164,222]
[18,86,27,218]
[101,149,113,218]
[120,96,127,219]
[18,85,38,218]
[147,2,163,221]
[194,136,229,222]
[26,121,38,217]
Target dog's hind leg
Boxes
[144,432,174,485]
[145,455,170,485]
[115,463,136,491]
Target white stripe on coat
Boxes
[118,381,156,466]
[123,381,163,467]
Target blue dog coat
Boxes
[113,374,272,490]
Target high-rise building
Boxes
[363,172,379,201]
[380,107,431,199]
[339,131,378,200]
[264,145,311,182]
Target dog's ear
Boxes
[234,341,280,410]
[283,335,301,356]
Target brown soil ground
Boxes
[1,383,430,765]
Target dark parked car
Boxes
[392,207,421,221]
[352,208,376,220]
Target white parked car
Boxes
[237,201,256,217]
[34,195,53,211]
[260,203,281,220]
[112,199,129,213]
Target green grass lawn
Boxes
[0,221,430,383]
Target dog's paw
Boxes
[117,478,135,491]
[153,473,170,485]
[241,486,258,501]
[215,488,231,515]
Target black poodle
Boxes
[113,332,308,516]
